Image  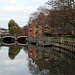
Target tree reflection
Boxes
[8,46,22,60]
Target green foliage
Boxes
[65,35,70,37]
[8,19,23,34]
[65,34,75,38]
[8,47,22,60]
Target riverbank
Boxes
[28,37,75,53]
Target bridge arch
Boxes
[2,36,16,45]
[17,36,27,45]
[2,36,15,39]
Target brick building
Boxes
[28,47,34,60]
[28,23,34,37]
[28,22,43,37]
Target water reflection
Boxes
[8,46,22,60]
[28,44,75,75]
[0,46,31,75]
[0,44,75,75]
[23,46,28,54]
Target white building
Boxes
[0,28,9,34]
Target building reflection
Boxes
[28,45,75,75]
[8,46,22,60]
[28,46,34,60]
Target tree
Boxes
[8,19,23,34]
[23,25,28,35]
[46,0,75,35]
[37,6,50,15]
[8,20,15,33]
[28,0,75,36]
[8,46,22,60]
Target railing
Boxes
[28,37,75,51]
[36,37,75,43]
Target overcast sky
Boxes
[0,0,48,29]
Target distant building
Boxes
[0,28,9,34]
[23,26,28,36]
[20,27,23,30]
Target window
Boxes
[45,53,47,56]
[30,28,32,30]
[30,53,32,55]
[51,58,55,61]
[46,24,48,27]
[36,30,38,34]
[44,30,47,32]
[36,26,38,28]
[36,50,38,54]
[30,51,32,55]
[30,33,32,35]
[51,29,54,33]
[30,48,32,51]
[30,51,32,53]
[30,30,32,32]
[36,56,38,59]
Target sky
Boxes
[0,47,31,75]
[0,0,48,29]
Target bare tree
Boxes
[37,6,50,15]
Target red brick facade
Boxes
[28,24,34,37]
[28,47,34,60]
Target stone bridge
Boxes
[0,34,28,45]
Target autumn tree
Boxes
[28,6,50,36]
[28,0,75,36]
[46,0,75,35]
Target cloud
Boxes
[0,18,10,21]
[8,0,16,4]
[0,0,16,4]
[0,0,48,28]
[3,6,37,14]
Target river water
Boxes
[0,44,75,75]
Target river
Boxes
[0,44,75,75]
